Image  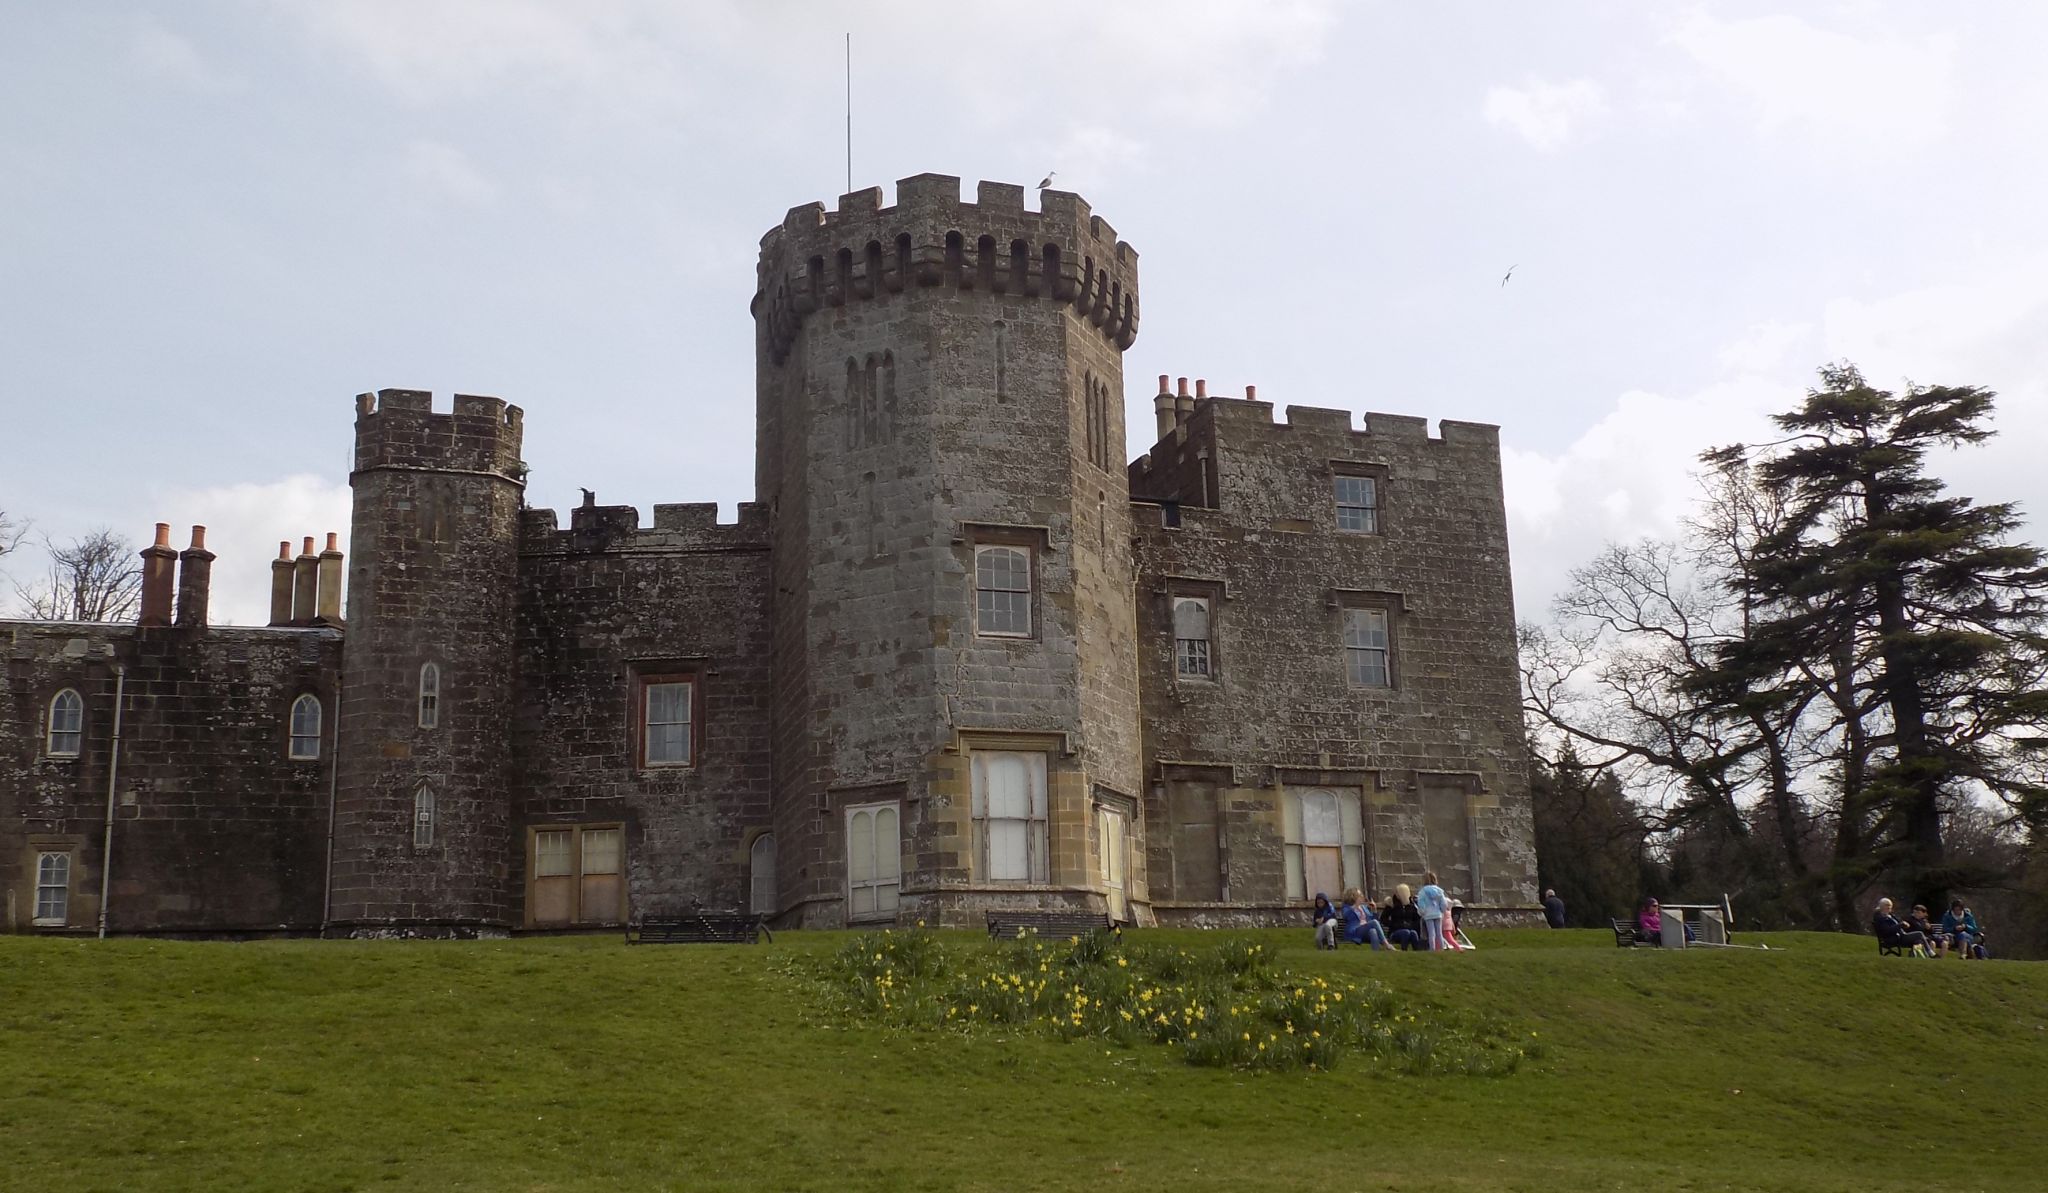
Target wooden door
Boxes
[1098,807,1128,922]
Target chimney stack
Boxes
[269,541,295,626]
[291,536,319,625]
[1174,376,1195,425]
[138,523,177,627]
[315,532,345,625]
[1195,378,1208,400]
[1154,374,1176,441]
[1244,384,1257,402]
[174,525,214,629]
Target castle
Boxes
[1,176,1536,936]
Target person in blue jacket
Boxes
[1416,871,1450,951]
[1340,888,1385,948]
[1942,899,1987,959]
[1311,892,1341,950]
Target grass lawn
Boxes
[3,928,2042,1192]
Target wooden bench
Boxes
[627,912,771,945]
[1878,938,1909,957]
[985,909,1115,940]
[1612,918,1644,948]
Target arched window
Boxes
[413,782,436,850]
[750,833,777,916]
[417,663,440,729]
[46,689,83,757]
[846,804,901,919]
[289,694,322,760]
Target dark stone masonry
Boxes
[1,176,1537,936]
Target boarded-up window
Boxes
[529,824,625,927]
[1282,787,1363,902]
[847,804,900,921]
[971,751,1048,882]
[1163,780,1223,902]
[1421,782,1478,900]
[750,833,777,916]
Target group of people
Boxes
[1872,896,1989,959]
[1310,870,1472,952]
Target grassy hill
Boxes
[3,928,2041,1192]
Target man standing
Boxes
[1543,888,1567,929]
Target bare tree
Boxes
[0,509,24,561]
[15,528,143,622]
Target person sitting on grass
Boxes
[1339,888,1385,949]
[1637,897,1664,945]
[1380,884,1425,950]
[1908,904,1950,958]
[1872,897,1935,957]
[1312,892,1340,951]
[1941,899,1988,960]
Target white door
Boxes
[1098,806,1128,922]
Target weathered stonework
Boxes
[1,174,1537,935]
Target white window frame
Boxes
[845,803,901,922]
[638,676,697,768]
[34,850,72,926]
[1335,474,1380,534]
[288,694,322,760]
[750,832,777,917]
[1172,596,1213,679]
[1344,607,1392,689]
[413,782,436,850]
[973,544,1034,639]
[47,688,84,758]
[970,751,1049,883]
[417,663,441,729]
[1281,787,1364,902]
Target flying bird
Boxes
[1500,264,1518,288]
[1037,171,1057,189]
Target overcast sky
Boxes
[3,1,2044,626]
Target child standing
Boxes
[1417,871,1449,951]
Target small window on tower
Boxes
[46,689,84,757]
[413,782,436,850]
[638,674,698,768]
[1334,474,1381,534]
[289,694,322,760]
[974,544,1034,638]
[418,663,441,729]
[1173,597,1213,679]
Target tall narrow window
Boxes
[974,545,1033,638]
[971,751,1048,883]
[1343,608,1392,688]
[46,689,83,757]
[413,782,436,849]
[1173,597,1212,678]
[289,694,322,760]
[1282,787,1364,901]
[34,851,72,926]
[750,833,777,916]
[639,676,696,767]
[417,663,440,729]
[580,827,623,923]
[1335,475,1380,533]
[846,803,901,920]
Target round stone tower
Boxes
[752,175,1146,927]
[327,389,525,936]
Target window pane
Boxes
[877,882,899,914]
[977,588,1031,636]
[875,807,900,881]
[984,754,1029,818]
[582,828,622,875]
[1172,598,1209,639]
[852,884,876,915]
[1343,609,1387,648]
[49,690,83,755]
[1301,791,1342,844]
[989,819,1028,881]
[1176,638,1210,677]
[976,546,1028,592]
[535,830,573,877]
[849,810,874,883]
[35,853,70,923]
[647,721,691,764]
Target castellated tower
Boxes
[753,175,1146,926]
[327,390,525,936]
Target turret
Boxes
[751,176,1148,927]
[327,389,525,936]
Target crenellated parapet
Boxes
[352,388,526,483]
[519,497,769,555]
[752,174,1140,364]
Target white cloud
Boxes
[129,16,243,92]
[155,476,353,626]
[403,140,498,206]
[1667,11,1956,147]
[1483,77,1607,151]
[1717,320,1812,374]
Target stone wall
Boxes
[512,499,775,922]
[0,621,340,934]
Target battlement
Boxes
[519,495,769,555]
[352,388,526,481]
[753,174,1140,364]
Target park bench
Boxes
[1611,918,1643,948]
[985,909,1115,940]
[626,912,772,945]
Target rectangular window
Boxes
[1172,596,1212,679]
[528,824,625,927]
[974,544,1034,638]
[846,803,901,921]
[971,751,1049,882]
[638,676,697,768]
[34,851,72,926]
[1344,608,1392,688]
[1335,475,1380,534]
[1281,788,1364,903]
